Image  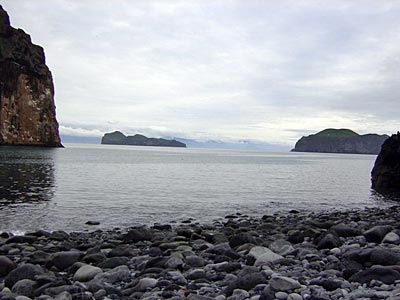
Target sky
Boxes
[2,0,400,145]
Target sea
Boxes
[0,144,396,232]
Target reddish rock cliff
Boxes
[0,5,62,147]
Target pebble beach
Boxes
[2,206,400,300]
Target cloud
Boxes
[2,0,400,145]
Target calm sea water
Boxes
[0,144,395,232]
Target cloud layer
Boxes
[3,0,400,144]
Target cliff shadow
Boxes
[370,189,400,205]
[0,146,56,205]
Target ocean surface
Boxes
[0,144,396,232]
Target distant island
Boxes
[291,129,388,154]
[101,131,186,148]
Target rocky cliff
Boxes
[101,131,186,148]
[0,5,62,147]
[291,129,388,155]
[371,132,400,193]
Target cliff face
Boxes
[0,5,61,147]
[292,129,388,155]
[102,131,186,148]
[371,133,400,193]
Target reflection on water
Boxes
[0,144,398,231]
[0,146,56,204]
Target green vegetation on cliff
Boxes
[314,128,359,138]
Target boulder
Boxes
[330,223,361,237]
[0,256,16,276]
[225,271,267,296]
[316,232,342,250]
[383,232,400,244]
[229,233,257,249]
[97,257,128,269]
[122,228,153,243]
[248,246,283,266]
[363,225,392,243]
[369,247,400,265]
[269,275,301,292]
[371,132,400,192]
[133,278,158,292]
[94,265,130,284]
[51,251,81,271]
[73,265,103,282]
[349,266,400,284]
[5,264,44,288]
[11,279,36,298]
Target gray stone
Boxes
[165,257,184,269]
[29,251,51,265]
[73,265,103,282]
[370,247,400,265]
[287,293,302,300]
[363,225,393,243]
[383,232,400,244]
[275,291,288,300]
[330,224,361,237]
[49,231,70,241]
[123,228,153,243]
[5,264,44,288]
[44,285,85,297]
[269,276,301,292]
[187,295,215,300]
[51,251,81,271]
[134,278,158,292]
[11,279,36,298]
[185,255,205,267]
[167,271,187,286]
[226,272,267,296]
[229,233,257,249]
[54,291,72,300]
[207,243,239,259]
[269,240,294,256]
[93,289,107,300]
[82,253,106,264]
[316,232,342,250]
[6,235,37,244]
[186,269,206,280]
[229,289,250,300]
[0,256,16,277]
[349,266,400,284]
[213,262,242,273]
[94,265,130,283]
[15,296,32,300]
[248,246,283,266]
[97,257,128,269]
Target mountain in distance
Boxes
[174,137,290,151]
[60,135,101,144]
[101,131,186,148]
[292,128,389,154]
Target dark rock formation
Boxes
[0,5,62,147]
[291,129,388,154]
[371,132,400,192]
[101,131,186,148]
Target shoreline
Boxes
[1,206,400,300]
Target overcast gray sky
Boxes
[3,0,400,145]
